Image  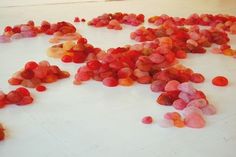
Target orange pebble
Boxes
[119,77,134,86]
[174,119,185,128]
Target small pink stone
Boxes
[164,80,180,92]
[11,33,23,40]
[178,82,196,95]
[183,106,203,117]
[178,92,191,103]
[149,53,165,64]
[201,104,217,115]
[184,112,205,128]
[211,47,222,54]
[157,119,174,128]
[0,35,11,43]
[142,116,153,124]
[173,99,187,110]
[187,98,208,109]
[150,80,166,92]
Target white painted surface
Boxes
[0,0,236,157]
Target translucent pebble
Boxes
[211,47,222,54]
[184,112,205,128]
[150,80,166,92]
[149,53,165,64]
[164,80,180,92]
[0,35,11,43]
[21,31,37,37]
[157,119,174,128]
[178,91,191,103]
[63,40,75,51]
[20,25,31,32]
[11,33,23,40]
[102,77,118,87]
[187,39,198,47]
[142,116,153,124]
[47,47,65,58]
[17,96,33,105]
[183,106,203,116]
[173,99,187,110]
[229,23,236,34]
[187,98,207,108]
[178,82,196,95]
[201,104,216,115]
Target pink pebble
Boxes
[150,80,166,92]
[178,91,191,103]
[149,53,165,64]
[201,104,217,115]
[211,47,222,54]
[178,82,196,95]
[142,116,153,124]
[183,106,203,116]
[187,98,207,109]
[157,119,174,128]
[11,33,23,40]
[164,80,180,92]
[0,35,11,43]
[184,112,205,128]
[173,99,187,110]
[21,31,37,38]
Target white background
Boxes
[0,0,236,157]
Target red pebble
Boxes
[212,76,228,86]
[15,87,30,96]
[142,116,153,124]
[74,17,80,23]
[190,73,205,83]
[36,85,47,92]
[102,77,118,87]
[61,55,73,63]
[25,61,38,70]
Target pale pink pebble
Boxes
[11,33,23,40]
[211,47,222,54]
[178,82,196,95]
[184,112,205,128]
[21,31,37,38]
[149,53,165,64]
[178,92,191,103]
[39,60,50,67]
[187,98,208,109]
[164,80,180,92]
[163,112,172,120]
[189,32,200,40]
[20,25,31,32]
[0,35,11,43]
[150,80,166,92]
[173,99,187,110]
[186,39,198,47]
[201,104,217,115]
[157,119,174,128]
[183,106,203,116]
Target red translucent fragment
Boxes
[142,116,153,124]
[212,76,228,86]
[36,85,47,92]
[102,77,118,87]
[190,73,205,83]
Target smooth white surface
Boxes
[0,0,236,157]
